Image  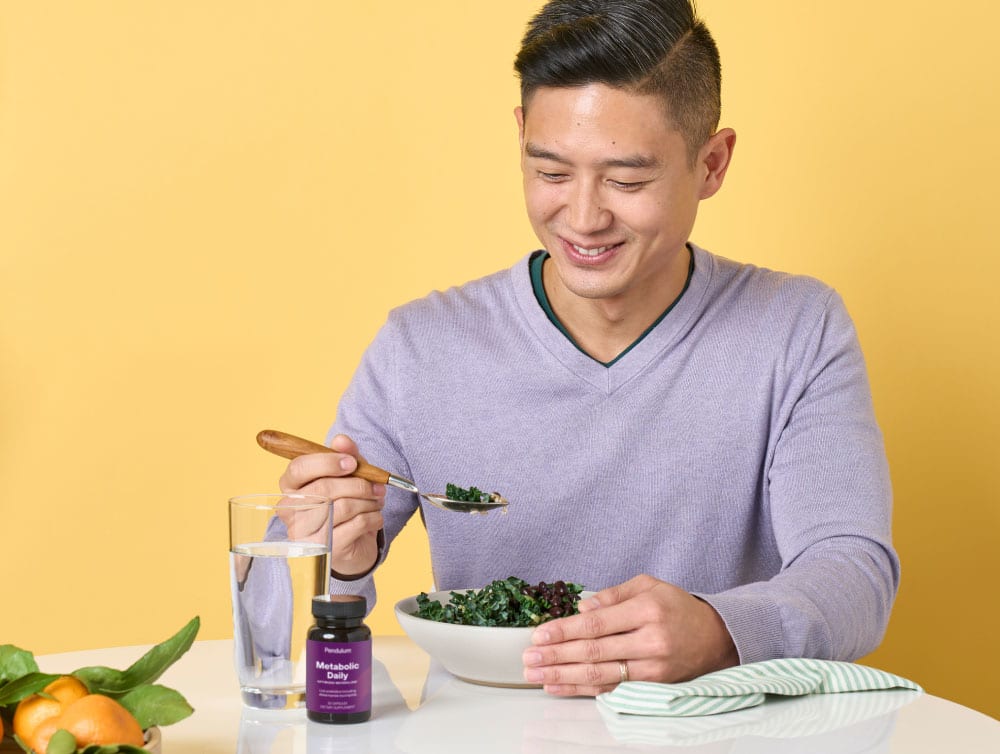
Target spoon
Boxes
[255,430,509,514]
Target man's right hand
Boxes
[278,433,386,578]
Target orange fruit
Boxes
[12,693,63,751]
[24,716,60,754]
[43,675,88,706]
[55,694,144,748]
[12,675,91,752]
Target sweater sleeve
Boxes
[324,313,423,608]
[697,290,899,663]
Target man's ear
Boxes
[514,105,526,149]
[698,127,736,199]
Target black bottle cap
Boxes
[312,594,367,619]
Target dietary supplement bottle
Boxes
[306,595,372,723]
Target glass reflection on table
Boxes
[235,654,922,754]
[395,661,921,754]
[596,688,920,753]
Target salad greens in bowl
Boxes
[394,577,590,687]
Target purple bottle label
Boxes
[306,639,372,714]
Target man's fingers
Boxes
[578,573,661,612]
[280,503,332,539]
[542,682,618,698]
[524,633,633,668]
[276,471,385,544]
[330,498,385,529]
[523,655,626,693]
[287,475,385,510]
[531,599,640,645]
[331,510,384,549]
[279,452,359,491]
[328,433,363,459]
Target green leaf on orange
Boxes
[0,644,40,684]
[75,617,199,695]
[0,671,60,705]
[44,728,77,754]
[118,683,193,729]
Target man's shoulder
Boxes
[384,256,526,328]
[700,247,838,313]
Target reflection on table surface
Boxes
[32,638,999,754]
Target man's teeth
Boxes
[572,244,612,256]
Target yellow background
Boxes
[2,0,997,719]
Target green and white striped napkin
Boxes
[598,658,921,717]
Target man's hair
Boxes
[514,0,721,162]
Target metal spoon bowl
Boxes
[256,430,509,514]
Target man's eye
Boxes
[610,180,646,191]
[538,171,568,182]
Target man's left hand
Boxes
[521,574,739,696]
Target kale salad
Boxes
[445,482,499,504]
[414,576,584,627]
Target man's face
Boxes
[516,83,708,311]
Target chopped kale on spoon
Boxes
[415,576,584,626]
[445,483,495,503]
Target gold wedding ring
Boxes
[618,659,630,683]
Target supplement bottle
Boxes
[306,594,372,723]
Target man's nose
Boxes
[566,182,612,235]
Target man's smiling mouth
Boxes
[573,243,611,256]
[564,239,625,258]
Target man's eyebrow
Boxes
[524,143,568,163]
[524,142,660,169]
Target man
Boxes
[279,0,898,696]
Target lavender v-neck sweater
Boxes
[329,245,898,664]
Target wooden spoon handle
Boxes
[255,429,390,484]
[256,429,328,459]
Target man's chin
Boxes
[551,272,627,303]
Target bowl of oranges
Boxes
[9,675,157,753]
[0,617,197,754]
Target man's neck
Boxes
[543,247,692,364]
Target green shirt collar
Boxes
[529,246,695,367]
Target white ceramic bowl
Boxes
[394,589,592,688]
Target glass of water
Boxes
[229,493,332,709]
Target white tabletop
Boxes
[28,638,999,753]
